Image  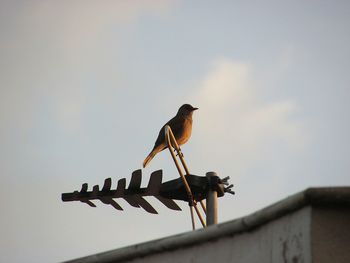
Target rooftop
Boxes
[65,187,350,263]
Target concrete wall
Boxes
[126,207,312,263]
[125,206,350,263]
[65,187,350,263]
[312,207,350,263]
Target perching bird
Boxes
[143,104,198,168]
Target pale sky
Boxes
[1,1,349,262]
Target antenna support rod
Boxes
[206,172,218,225]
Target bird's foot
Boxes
[175,149,184,158]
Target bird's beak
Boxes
[193,107,199,111]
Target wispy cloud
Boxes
[190,58,305,176]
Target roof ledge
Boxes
[65,187,350,263]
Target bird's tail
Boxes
[143,150,157,168]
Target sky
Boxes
[0,1,349,262]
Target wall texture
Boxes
[65,187,350,263]
[127,207,312,263]
[312,207,350,263]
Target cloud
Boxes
[0,0,173,134]
[1,1,173,50]
[190,58,305,176]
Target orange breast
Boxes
[176,118,193,145]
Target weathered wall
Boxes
[312,207,350,263]
[65,188,350,263]
[126,207,312,263]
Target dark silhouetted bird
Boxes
[143,104,198,168]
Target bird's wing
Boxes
[151,115,183,150]
[165,115,185,142]
[152,125,166,152]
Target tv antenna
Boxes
[61,126,234,229]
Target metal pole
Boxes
[206,172,218,226]
[165,125,206,229]
[166,126,207,216]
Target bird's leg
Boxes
[175,148,184,157]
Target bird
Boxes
[143,104,198,168]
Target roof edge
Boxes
[65,186,350,263]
